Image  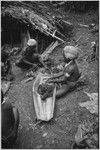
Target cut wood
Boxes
[41,41,58,60]
[42,41,55,55]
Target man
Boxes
[1,91,19,148]
[47,45,81,98]
[1,49,13,80]
[16,39,47,69]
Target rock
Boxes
[85,139,97,149]
[91,133,98,142]
[75,118,99,149]
[42,132,48,137]
[79,92,98,114]
[36,145,43,149]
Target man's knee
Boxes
[56,84,70,98]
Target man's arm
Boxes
[64,63,74,78]
[48,64,74,83]
[48,75,67,83]
[51,71,64,79]
[37,54,52,72]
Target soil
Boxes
[6,9,98,149]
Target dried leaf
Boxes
[75,124,83,143]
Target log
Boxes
[42,41,55,55]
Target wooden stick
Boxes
[57,30,66,38]
[76,36,82,43]
[46,30,65,42]
[62,20,73,26]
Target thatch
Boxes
[1,1,64,42]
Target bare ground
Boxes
[7,10,98,149]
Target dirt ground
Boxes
[7,9,98,149]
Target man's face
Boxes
[29,45,36,49]
[64,57,71,63]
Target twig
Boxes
[78,23,89,28]
[62,20,72,26]
[76,36,82,43]
[34,120,42,127]
[21,77,34,84]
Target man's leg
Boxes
[56,81,76,99]
[56,84,70,99]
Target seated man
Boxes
[16,39,47,70]
[47,46,81,98]
[1,91,19,148]
[1,50,13,80]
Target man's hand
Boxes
[46,78,53,83]
[38,55,52,73]
[65,73,70,78]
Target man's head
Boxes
[63,46,79,62]
[27,39,37,48]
